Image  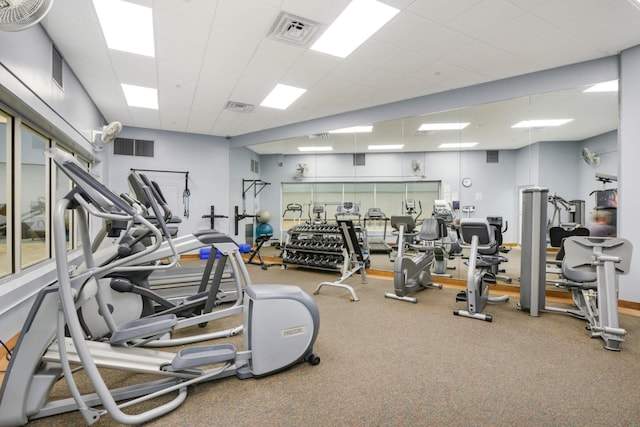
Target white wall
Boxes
[107,127,231,248]
[0,26,105,342]
[258,149,519,243]
[619,45,640,303]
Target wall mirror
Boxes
[235,80,619,283]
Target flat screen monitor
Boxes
[595,189,617,208]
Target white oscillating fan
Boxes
[581,147,600,166]
[92,121,123,151]
[0,0,54,32]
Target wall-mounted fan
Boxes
[92,121,123,151]
[411,158,423,176]
[0,0,54,32]
[294,162,308,179]
[581,147,600,166]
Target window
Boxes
[281,181,441,237]
[19,124,49,269]
[0,111,10,277]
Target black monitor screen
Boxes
[452,200,460,210]
[595,189,617,208]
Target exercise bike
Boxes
[384,215,443,303]
[453,218,509,322]
[0,147,321,426]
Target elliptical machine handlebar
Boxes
[45,147,180,273]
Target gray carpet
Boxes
[27,263,640,426]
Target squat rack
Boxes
[234,179,271,235]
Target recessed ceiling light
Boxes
[511,119,573,128]
[368,144,404,150]
[438,142,478,149]
[121,84,158,109]
[93,0,155,57]
[329,125,373,133]
[418,123,470,131]
[298,146,333,152]
[310,0,399,59]
[583,80,618,93]
[260,84,307,110]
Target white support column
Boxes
[618,45,640,303]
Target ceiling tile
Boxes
[409,27,474,60]
[109,52,158,87]
[155,8,212,47]
[447,0,525,39]
[215,0,280,36]
[407,0,483,24]
[373,12,441,49]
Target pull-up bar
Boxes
[234,179,271,236]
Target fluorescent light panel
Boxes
[418,122,470,131]
[583,80,618,92]
[329,125,373,134]
[438,142,478,149]
[121,84,158,109]
[511,119,573,128]
[298,146,333,152]
[261,84,307,110]
[368,144,404,150]
[93,0,155,57]
[310,0,399,58]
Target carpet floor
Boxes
[23,262,640,426]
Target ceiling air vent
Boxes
[308,133,329,139]
[225,101,256,113]
[415,130,436,137]
[268,12,321,46]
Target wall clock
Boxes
[462,177,472,188]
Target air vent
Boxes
[308,133,329,139]
[114,137,155,157]
[268,12,322,46]
[486,150,499,163]
[414,130,436,137]
[52,45,63,88]
[225,101,256,113]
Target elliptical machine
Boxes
[0,148,321,426]
[384,215,443,303]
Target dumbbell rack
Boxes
[282,223,366,271]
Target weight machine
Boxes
[547,192,585,231]
[519,187,633,350]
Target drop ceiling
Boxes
[39,0,640,153]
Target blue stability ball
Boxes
[255,222,273,237]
